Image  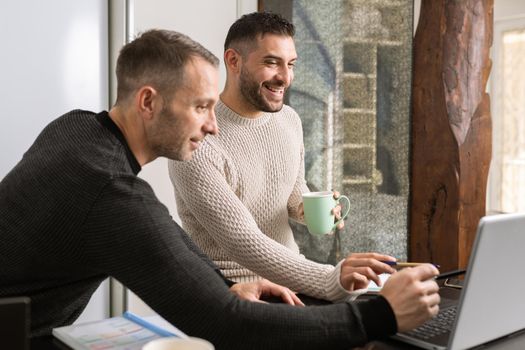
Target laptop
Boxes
[0,296,30,350]
[393,213,525,350]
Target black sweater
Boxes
[0,110,396,349]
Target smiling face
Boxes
[148,57,219,161]
[237,34,297,115]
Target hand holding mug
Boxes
[301,191,350,235]
[332,191,345,230]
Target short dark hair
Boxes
[224,12,295,54]
[115,29,219,104]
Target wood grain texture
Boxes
[410,0,493,271]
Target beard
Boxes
[239,66,286,113]
[149,105,187,161]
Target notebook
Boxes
[393,213,525,350]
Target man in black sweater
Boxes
[0,29,440,349]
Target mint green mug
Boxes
[302,191,350,235]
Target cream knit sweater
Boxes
[169,100,353,302]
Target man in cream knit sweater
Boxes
[169,12,397,302]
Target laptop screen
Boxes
[449,213,525,349]
[393,213,525,350]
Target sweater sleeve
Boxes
[79,176,397,349]
[169,144,351,302]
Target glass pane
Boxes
[264,0,413,263]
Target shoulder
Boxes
[271,105,303,140]
[281,104,300,118]
[38,109,98,138]
[277,104,302,127]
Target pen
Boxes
[435,269,466,280]
[381,261,441,268]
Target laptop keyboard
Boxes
[404,306,457,340]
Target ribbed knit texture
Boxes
[169,100,353,302]
[0,109,396,349]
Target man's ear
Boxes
[136,86,159,120]
[224,48,242,74]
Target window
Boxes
[488,17,525,213]
[262,0,414,262]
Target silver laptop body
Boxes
[393,213,525,350]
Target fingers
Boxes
[297,203,304,221]
[332,205,345,230]
[340,269,371,290]
[343,253,397,274]
[410,263,440,280]
[287,291,305,306]
[339,253,400,291]
[426,289,441,306]
[427,294,441,317]
[259,280,304,307]
[274,287,304,306]
[379,265,441,332]
[341,266,380,287]
[331,190,346,230]
[346,252,396,261]
[332,205,342,218]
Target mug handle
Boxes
[333,195,350,229]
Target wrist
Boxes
[354,295,397,340]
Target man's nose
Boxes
[204,109,218,136]
[277,65,293,87]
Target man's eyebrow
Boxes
[263,55,282,60]
[263,54,297,62]
[193,97,216,105]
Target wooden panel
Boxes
[410,0,493,271]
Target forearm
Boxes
[84,207,391,348]
[170,154,353,300]
[86,179,399,349]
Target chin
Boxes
[180,151,194,161]
[166,151,190,162]
[265,104,284,113]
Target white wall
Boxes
[494,0,525,20]
[134,0,256,226]
[0,0,109,179]
[127,0,257,316]
[0,0,110,323]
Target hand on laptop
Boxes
[380,264,440,332]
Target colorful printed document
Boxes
[52,312,186,350]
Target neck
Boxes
[220,84,263,119]
[108,105,155,166]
